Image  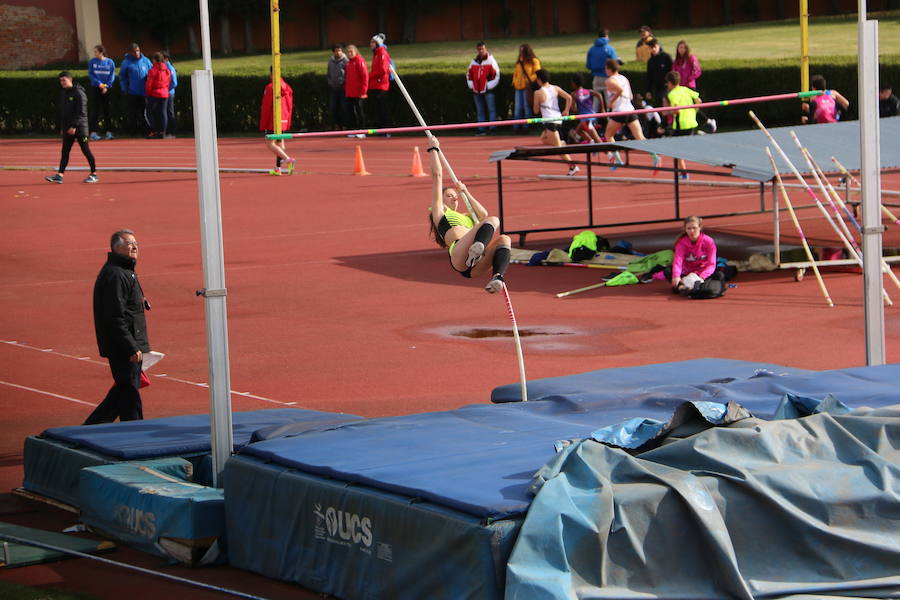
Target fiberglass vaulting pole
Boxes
[858,1,886,365]
[194,0,234,486]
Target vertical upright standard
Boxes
[270,0,282,136]
[858,2,885,364]
[193,0,234,486]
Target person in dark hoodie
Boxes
[644,38,672,107]
[84,229,151,424]
[326,44,348,129]
[585,29,620,111]
[119,43,152,137]
[45,72,98,184]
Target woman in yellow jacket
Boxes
[512,44,541,133]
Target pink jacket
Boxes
[672,54,701,89]
[672,232,717,280]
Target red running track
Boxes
[1,134,898,598]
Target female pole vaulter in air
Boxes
[426,136,511,293]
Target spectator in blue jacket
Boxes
[119,43,152,137]
[87,45,115,140]
[585,29,620,110]
[163,51,178,138]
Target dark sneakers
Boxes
[44,174,63,184]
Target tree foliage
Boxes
[109,0,197,49]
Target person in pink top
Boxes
[672,40,701,89]
[801,75,849,124]
[671,216,717,293]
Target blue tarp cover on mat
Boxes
[505,404,900,599]
[41,409,362,460]
[239,360,900,520]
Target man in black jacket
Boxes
[84,230,150,424]
[644,39,672,108]
[45,71,99,184]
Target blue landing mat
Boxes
[25,409,362,506]
[239,361,900,522]
[41,408,362,459]
[491,357,810,403]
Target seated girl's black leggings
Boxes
[59,133,96,173]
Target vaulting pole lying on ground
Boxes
[388,65,477,222]
[510,258,626,270]
[765,147,833,307]
[749,111,892,306]
[0,533,267,600]
[267,90,825,140]
[500,282,528,402]
[832,156,900,227]
[556,280,609,298]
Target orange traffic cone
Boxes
[353,145,370,176]
[410,146,427,177]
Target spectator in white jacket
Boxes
[467,42,500,135]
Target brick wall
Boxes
[0,1,78,69]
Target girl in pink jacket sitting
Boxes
[672,216,717,293]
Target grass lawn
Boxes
[159,12,900,74]
[5,12,899,79]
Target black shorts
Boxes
[448,253,473,278]
[543,123,559,132]
[611,114,637,124]
[672,127,697,136]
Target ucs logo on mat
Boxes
[112,504,157,539]
[314,503,373,548]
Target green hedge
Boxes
[2,62,899,135]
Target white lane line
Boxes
[0,340,297,407]
[0,380,95,406]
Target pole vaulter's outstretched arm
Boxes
[390,65,479,223]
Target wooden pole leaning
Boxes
[765,148,833,307]
[748,110,892,305]
[802,148,862,234]
[807,155,900,296]
[790,135,860,250]
[389,65,478,223]
[832,156,900,228]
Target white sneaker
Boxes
[83,173,99,183]
[89,132,101,141]
[567,165,580,176]
[105,131,114,140]
[355,133,366,138]
[707,118,717,133]
[485,275,504,294]
[466,241,485,268]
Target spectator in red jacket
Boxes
[344,44,368,137]
[259,69,296,175]
[144,52,171,139]
[467,41,500,135]
[367,33,392,134]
